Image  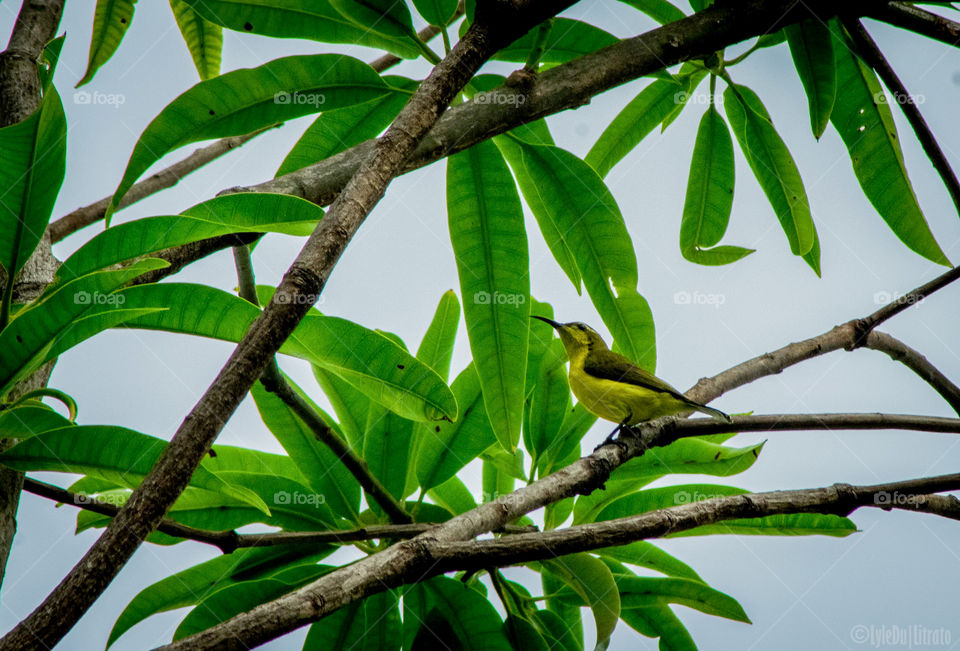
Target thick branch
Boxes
[843,18,960,220]
[866,2,960,50]
[0,3,575,649]
[863,331,960,416]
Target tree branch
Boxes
[0,3,577,648]
[866,2,960,50]
[863,331,960,416]
[842,18,960,220]
[232,245,411,524]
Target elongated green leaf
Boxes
[108,545,329,648]
[724,83,817,258]
[329,0,419,45]
[617,576,750,623]
[0,259,167,395]
[170,0,222,80]
[251,380,361,519]
[614,438,764,482]
[541,571,584,650]
[680,106,753,265]
[447,140,530,451]
[77,0,135,86]
[0,425,269,513]
[0,86,66,283]
[616,0,686,24]
[829,24,948,266]
[304,592,400,651]
[60,193,324,282]
[175,564,331,639]
[403,577,512,651]
[543,554,620,649]
[493,19,617,65]
[109,54,391,215]
[525,339,570,469]
[412,0,457,25]
[184,0,420,58]
[38,36,65,94]
[539,403,595,477]
[620,605,697,649]
[586,68,706,178]
[428,474,477,515]
[364,399,414,510]
[277,79,413,176]
[312,365,370,449]
[499,139,656,370]
[415,290,460,383]
[113,283,457,422]
[416,363,495,491]
[785,20,835,139]
[599,541,703,581]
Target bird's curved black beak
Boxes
[531,315,561,329]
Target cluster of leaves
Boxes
[1,0,947,648]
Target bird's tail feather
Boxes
[694,403,732,423]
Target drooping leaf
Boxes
[598,541,703,581]
[169,0,223,80]
[412,0,458,26]
[542,554,620,650]
[616,576,750,623]
[109,54,392,216]
[0,85,66,285]
[586,66,707,178]
[107,545,330,648]
[785,19,835,139]
[723,83,817,259]
[525,339,570,472]
[498,138,656,370]
[829,22,949,266]
[403,577,512,651]
[312,365,370,449]
[77,0,136,86]
[183,0,421,58]
[680,106,753,265]
[613,438,764,483]
[620,604,697,649]
[447,140,530,451]
[59,193,324,282]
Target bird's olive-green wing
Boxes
[582,349,690,402]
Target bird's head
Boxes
[531,316,609,357]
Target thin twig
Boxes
[232,245,411,523]
[843,18,960,220]
[864,331,960,416]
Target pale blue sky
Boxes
[2,1,960,649]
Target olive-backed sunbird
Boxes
[532,316,730,441]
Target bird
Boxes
[531,316,731,444]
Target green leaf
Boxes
[169,0,223,80]
[415,290,460,383]
[531,609,581,651]
[412,0,458,25]
[312,365,370,449]
[251,379,361,519]
[277,76,416,176]
[617,576,750,623]
[598,541,703,581]
[329,0,419,45]
[586,68,706,178]
[0,85,66,284]
[785,20,835,139]
[77,0,136,86]
[0,259,167,395]
[723,83,817,257]
[59,193,324,282]
[109,54,391,216]
[614,438,764,482]
[427,474,477,515]
[175,564,331,639]
[403,577,512,651]
[541,571,584,650]
[416,363,495,492]
[542,554,620,649]
[525,339,570,471]
[114,283,457,422]
[616,0,686,24]
[499,139,656,370]
[539,403,595,477]
[447,140,530,451]
[620,605,697,649]
[183,0,421,58]
[107,545,329,648]
[492,19,617,65]
[363,399,414,511]
[38,36,66,93]
[304,592,400,650]
[680,106,754,265]
[0,425,269,514]
[829,23,949,266]
[0,403,73,439]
